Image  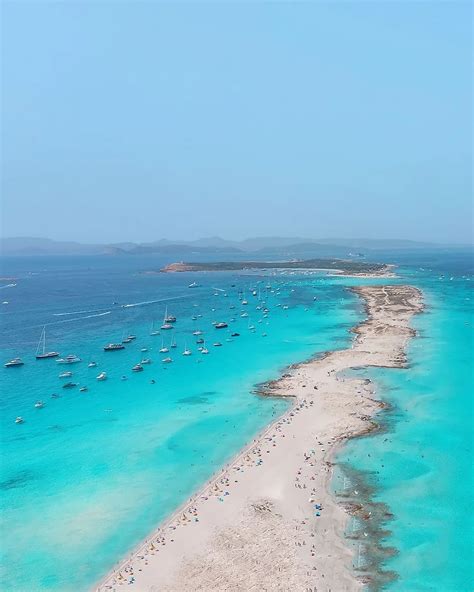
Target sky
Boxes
[1,1,472,244]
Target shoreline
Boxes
[96,284,423,592]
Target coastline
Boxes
[96,284,423,592]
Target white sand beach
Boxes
[96,284,423,592]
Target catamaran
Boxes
[35,326,60,359]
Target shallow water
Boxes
[336,253,473,591]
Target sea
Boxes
[0,249,472,591]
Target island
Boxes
[159,258,392,276]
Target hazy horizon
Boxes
[2,2,472,243]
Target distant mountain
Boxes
[1,236,469,257]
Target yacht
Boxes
[4,358,24,368]
[140,358,152,364]
[188,281,199,288]
[88,361,97,368]
[79,386,88,392]
[97,372,107,381]
[34,401,45,409]
[35,327,60,359]
[56,355,81,364]
[15,416,24,424]
[141,347,148,352]
[215,322,228,329]
[59,371,73,378]
[104,343,125,351]
[165,313,177,323]
[161,357,173,363]
[213,342,222,347]
[132,364,144,372]
[192,330,203,336]
[161,307,174,330]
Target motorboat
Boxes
[213,342,222,347]
[4,358,24,368]
[35,327,60,359]
[140,358,152,364]
[215,322,228,329]
[88,361,97,368]
[34,401,45,409]
[79,386,88,392]
[56,355,81,364]
[161,357,173,363]
[97,372,107,381]
[161,306,174,330]
[62,382,78,388]
[132,364,144,372]
[59,371,73,378]
[188,281,199,288]
[15,416,24,424]
[104,343,125,351]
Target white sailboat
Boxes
[159,338,169,353]
[150,320,160,336]
[182,342,192,356]
[35,326,59,359]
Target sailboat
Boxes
[35,327,60,359]
[182,342,192,356]
[159,338,169,353]
[161,306,173,330]
[170,336,177,349]
[150,320,160,336]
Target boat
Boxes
[188,281,199,288]
[241,299,248,305]
[231,332,240,337]
[59,371,73,378]
[97,372,107,381]
[150,320,160,336]
[159,338,169,353]
[15,416,24,424]
[121,376,128,380]
[182,343,192,356]
[79,386,88,392]
[104,343,125,351]
[34,401,45,409]
[196,337,204,344]
[213,342,222,347]
[170,337,177,349]
[161,307,174,330]
[35,327,60,359]
[132,364,144,372]
[165,313,177,323]
[140,358,151,364]
[161,357,173,363]
[62,382,78,388]
[240,312,249,318]
[56,355,81,364]
[122,337,133,344]
[88,361,97,368]
[127,335,137,340]
[4,358,24,368]
[215,322,228,329]
[201,344,209,354]
[192,330,203,336]
[141,348,148,352]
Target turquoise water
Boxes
[1,253,472,591]
[336,257,474,591]
[0,256,360,591]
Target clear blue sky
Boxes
[2,1,472,244]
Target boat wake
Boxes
[53,308,110,316]
[0,283,17,289]
[44,311,112,326]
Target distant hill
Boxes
[1,236,469,257]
